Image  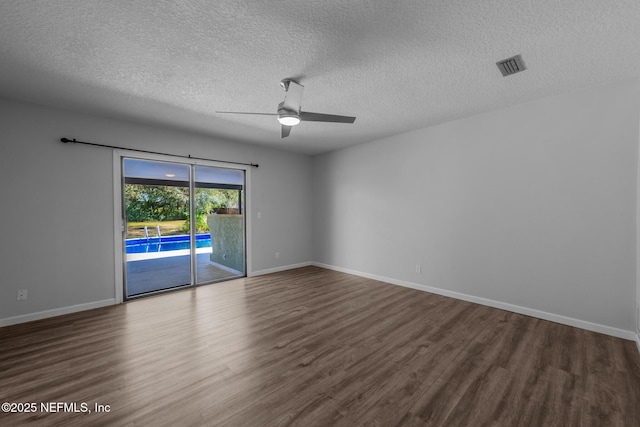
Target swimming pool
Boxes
[126,234,211,254]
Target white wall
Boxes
[313,79,640,334]
[0,98,312,323]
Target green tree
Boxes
[125,184,241,231]
[182,189,241,232]
[125,184,189,221]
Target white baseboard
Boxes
[312,262,637,342]
[0,299,116,328]
[250,261,312,277]
[1,262,312,327]
[637,303,640,354]
[4,266,637,349]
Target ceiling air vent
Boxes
[497,54,526,77]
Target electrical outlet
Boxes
[275,252,280,259]
[415,264,421,274]
[17,289,28,301]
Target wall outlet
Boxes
[257,211,262,219]
[415,264,421,273]
[275,252,280,259]
[637,306,640,333]
[17,289,28,301]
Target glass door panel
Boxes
[123,159,192,297]
[194,165,245,284]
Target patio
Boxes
[126,253,242,296]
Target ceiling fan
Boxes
[216,79,356,138]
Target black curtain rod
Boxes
[60,137,259,168]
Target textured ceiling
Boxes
[1,1,639,155]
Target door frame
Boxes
[112,150,252,304]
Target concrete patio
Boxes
[126,253,242,296]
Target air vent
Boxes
[497,54,526,77]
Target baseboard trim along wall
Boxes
[250,262,312,277]
[2,264,637,349]
[637,305,640,354]
[0,299,116,328]
[0,263,312,328]
[313,262,638,342]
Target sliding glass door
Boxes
[124,159,191,297]
[194,165,245,284]
[122,158,245,298]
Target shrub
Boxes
[182,214,209,234]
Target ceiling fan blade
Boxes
[215,111,277,116]
[282,81,304,112]
[300,111,356,123]
[281,125,292,138]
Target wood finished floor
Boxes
[1,266,639,426]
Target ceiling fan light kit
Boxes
[216,79,356,138]
[277,116,301,126]
[277,101,301,126]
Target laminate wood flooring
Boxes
[1,266,639,426]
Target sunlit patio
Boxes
[126,253,242,296]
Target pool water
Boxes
[126,234,211,254]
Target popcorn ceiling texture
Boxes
[0,0,639,154]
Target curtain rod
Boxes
[60,137,259,168]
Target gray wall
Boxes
[313,80,640,332]
[0,98,313,322]
[3,79,640,337]
[637,100,640,342]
